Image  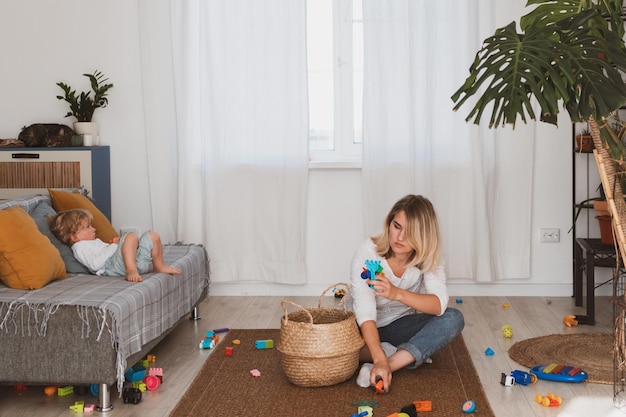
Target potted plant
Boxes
[451,0,626,258]
[56,70,114,139]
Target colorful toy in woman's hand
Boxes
[362,260,384,289]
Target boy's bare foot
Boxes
[155,265,182,275]
[126,269,143,282]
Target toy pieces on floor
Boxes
[530,364,588,383]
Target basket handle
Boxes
[281,300,314,324]
[317,282,349,311]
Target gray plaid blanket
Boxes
[0,243,210,392]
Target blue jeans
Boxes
[377,307,465,367]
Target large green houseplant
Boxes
[452,0,626,256]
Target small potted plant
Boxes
[56,70,114,139]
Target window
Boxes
[307,0,363,164]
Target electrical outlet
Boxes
[540,228,560,243]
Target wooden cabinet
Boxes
[0,146,111,220]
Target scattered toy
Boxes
[484,347,494,355]
[146,354,156,362]
[44,386,57,396]
[255,339,274,349]
[530,364,588,383]
[413,400,432,411]
[563,314,579,327]
[357,405,373,416]
[225,346,234,357]
[144,375,160,391]
[456,298,463,304]
[122,387,142,404]
[502,303,510,308]
[213,327,230,333]
[502,324,513,338]
[535,392,562,407]
[250,369,261,377]
[232,339,241,345]
[69,401,84,413]
[462,400,476,413]
[58,386,74,396]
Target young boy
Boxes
[50,208,181,282]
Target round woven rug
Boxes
[508,333,613,384]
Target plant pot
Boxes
[575,134,594,152]
[593,200,610,217]
[73,122,98,136]
[596,215,615,244]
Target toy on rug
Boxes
[462,400,476,413]
[530,364,588,383]
[384,403,419,417]
[562,314,579,327]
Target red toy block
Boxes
[225,346,233,356]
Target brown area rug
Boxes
[508,333,613,384]
[170,329,494,417]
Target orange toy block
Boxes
[413,400,432,411]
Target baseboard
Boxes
[208,281,607,297]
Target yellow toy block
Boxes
[69,401,84,413]
[58,386,74,396]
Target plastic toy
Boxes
[69,401,84,413]
[456,298,463,304]
[255,339,274,349]
[199,339,216,349]
[44,386,57,396]
[357,405,373,416]
[334,287,347,298]
[501,370,537,386]
[213,327,230,333]
[250,369,261,377]
[484,347,494,355]
[122,387,142,404]
[232,339,241,345]
[84,403,95,413]
[132,381,147,391]
[225,346,234,356]
[149,367,163,382]
[146,354,156,362]
[124,364,147,382]
[501,324,513,338]
[349,412,369,417]
[374,376,386,394]
[15,385,26,391]
[530,364,588,383]
[383,403,419,417]
[535,392,562,407]
[58,386,74,396]
[144,375,161,391]
[462,400,476,413]
[362,259,384,289]
[502,303,510,308]
[563,314,579,327]
[413,400,432,411]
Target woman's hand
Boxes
[367,274,400,301]
[370,359,393,392]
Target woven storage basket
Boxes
[277,283,364,387]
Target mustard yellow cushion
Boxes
[0,206,67,290]
[48,189,119,243]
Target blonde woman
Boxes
[347,194,464,392]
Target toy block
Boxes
[206,330,215,338]
[149,367,163,382]
[69,401,84,413]
[225,346,233,356]
[132,381,147,391]
[413,400,432,411]
[146,354,156,362]
[124,365,147,382]
[84,403,95,413]
[255,339,274,349]
[58,386,74,396]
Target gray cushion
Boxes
[30,201,89,274]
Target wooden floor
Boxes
[0,295,621,416]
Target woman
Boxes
[347,194,464,392]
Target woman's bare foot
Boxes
[154,265,182,275]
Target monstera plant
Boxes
[452,0,626,260]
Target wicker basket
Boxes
[277,283,364,387]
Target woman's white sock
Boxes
[356,363,373,388]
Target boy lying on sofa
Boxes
[50,208,181,282]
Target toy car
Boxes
[122,387,142,404]
[500,370,537,386]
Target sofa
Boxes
[0,193,210,410]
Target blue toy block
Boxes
[255,339,274,349]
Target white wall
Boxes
[0,1,593,297]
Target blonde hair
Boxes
[49,209,94,246]
[372,194,441,272]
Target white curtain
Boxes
[138,0,309,284]
[362,0,534,281]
